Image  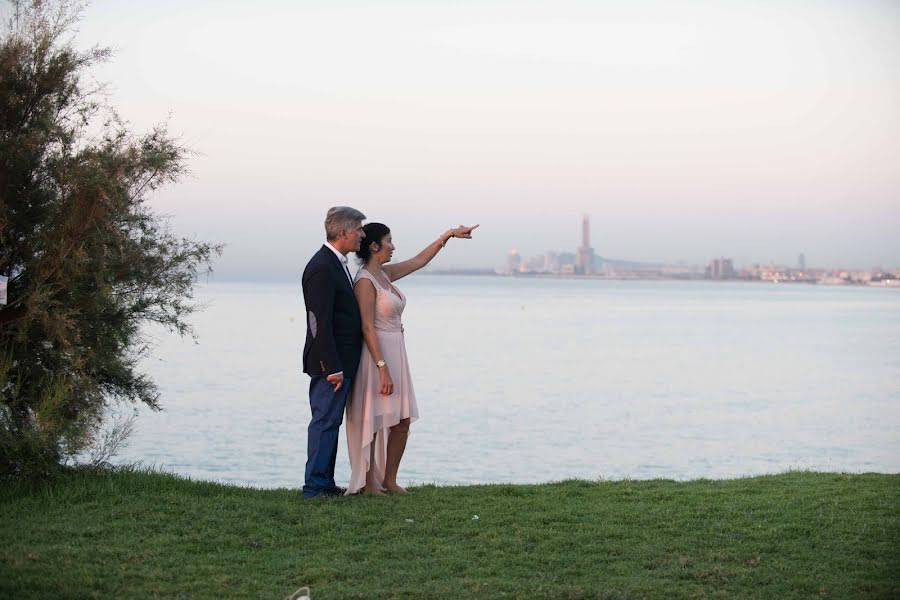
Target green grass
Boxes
[1,469,897,599]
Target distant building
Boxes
[524,254,546,272]
[543,251,561,273]
[575,213,595,275]
[798,253,806,272]
[706,257,735,280]
[506,249,522,274]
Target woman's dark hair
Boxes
[356,222,391,264]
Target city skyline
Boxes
[504,214,899,281]
[52,1,900,280]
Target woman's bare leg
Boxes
[384,418,410,494]
[364,431,384,495]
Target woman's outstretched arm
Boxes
[383,224,479,282]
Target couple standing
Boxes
[301,207,477,499]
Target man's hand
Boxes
[326,372,344,392]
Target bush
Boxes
[0,0,221,479]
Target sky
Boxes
[39,0,900,277]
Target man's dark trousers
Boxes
[303,375,351,498]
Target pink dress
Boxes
[345,269,419,495]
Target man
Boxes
[301,206,366,499]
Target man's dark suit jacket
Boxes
[302,245,363,380]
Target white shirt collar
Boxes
[324,241,348,265]
[325,241,353,284]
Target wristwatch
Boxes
[375,360,386,368]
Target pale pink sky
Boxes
[60,0,900,277]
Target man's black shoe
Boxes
[303,485,348,500]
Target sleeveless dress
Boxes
[345,269,419,495]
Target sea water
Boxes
[114,277,900,488]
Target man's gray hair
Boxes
[324,206,366,241]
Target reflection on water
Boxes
[116,278,900,488]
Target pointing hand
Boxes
[451,224,479,239]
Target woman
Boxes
[345,222,478,495]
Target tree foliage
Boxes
[0,0,221,478]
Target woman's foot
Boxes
[364,485,385,496]
[384,482,407,494]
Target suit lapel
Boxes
[320,245,353,291]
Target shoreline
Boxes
[420,270,900,287]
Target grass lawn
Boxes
[1,468,897,599]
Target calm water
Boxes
[115,277,900,488]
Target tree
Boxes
[0,0,221,478]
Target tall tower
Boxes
[582,213,590,249]
[575,213,595,275]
